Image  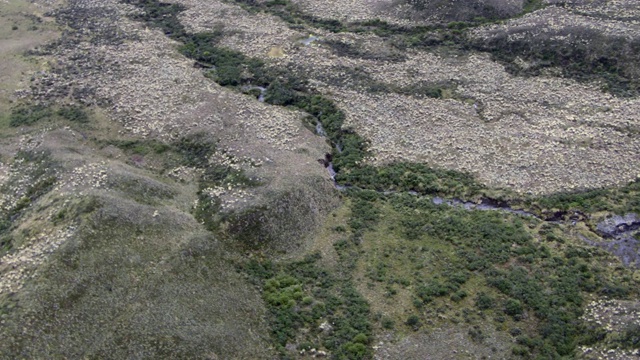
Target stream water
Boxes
[583,214,640,267]
[241,85,266,102]
[299,35,320,46]
[431,197,535,217]
[308,85,639,267]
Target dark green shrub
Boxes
[475,292,495,310]
[406,315,421,329]
[9,105,53,126]
[341,342,367,359]
[175,134,216,168]
[193,194,222,232]
[511,345,529,357]
[381,317,394,329]
[265,80,299,106]
[213,65,242,86]
[349,198,380,232]
[416,280,448,303]
[578,326,606,346]
[301,296,313,305]
[451,290,467,302]
[473,26,640,97]
[352,333,368,344]
[57,106,89,123]
[614,324,640,349]
[504,299,523,317]
[0,234,13,253]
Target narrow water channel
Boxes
[312,113,639,267]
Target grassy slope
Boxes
[0,104,278,357]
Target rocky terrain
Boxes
[174,0,640,195]
[1,0,639,358]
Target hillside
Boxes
[0,0,639,359]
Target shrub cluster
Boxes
[9,104,90,127]
[528,180,640,215]
[360,192,636,357]
[471,26,640,97]
[243,254,372,359]
[9,105,52,126]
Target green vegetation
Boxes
[244,254,373,359]
[475,292,495,310]
[9,104,52,126]
[56,105,90,123]
[612,323,640,349]
[527,181,640,215]
[119,1,640,358]
[0,197,273,358]
[472,28,640,97]
[522,0,545,14]
[8,104,91,127]
[405,314,421,330]
[180,32,267,87]
[339,162,484,198]
[353,192,636,358]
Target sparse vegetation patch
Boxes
[0,150,58,254]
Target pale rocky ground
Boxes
[326,66,640,194]
[176,0,640,195]
[289,0,524,25]
[578,299,640,359]
[374,324,513,360]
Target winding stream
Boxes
[431,196,535,217]
[312,118,639,267]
